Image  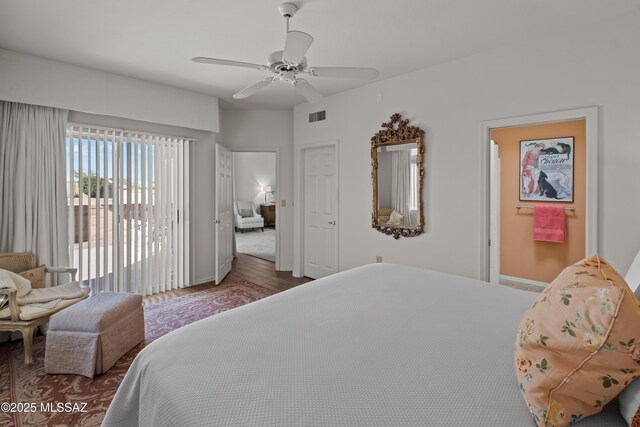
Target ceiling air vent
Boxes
[309,110,326,123]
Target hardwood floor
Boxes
[143,253,311,304]
[227,253,312,292]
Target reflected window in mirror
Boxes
[376,143,419,227]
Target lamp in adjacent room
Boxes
[261,185,272,204]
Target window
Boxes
[409,147,418,210]
[66,125,190,295]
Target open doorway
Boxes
[492,120,585,288]
[232,151,278,266]
[481,107,599,287]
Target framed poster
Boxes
[519,136,574,202]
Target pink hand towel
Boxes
[533,205,566,243]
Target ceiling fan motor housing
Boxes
[278,71,297,84]
[268,50,306,73]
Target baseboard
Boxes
[277,264,293,272]
[500,274,547,289]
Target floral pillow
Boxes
[515,255,640,427]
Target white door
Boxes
[215,144,233,284]
[303,145,338,279]
[489,140,500,284]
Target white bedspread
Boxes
[103,264,625,426]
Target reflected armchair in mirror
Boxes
[371,113,425,239]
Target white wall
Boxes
[233,152,276,208]
[68,111,217,286]
[219,109,294,270]
[294,10,640,279]
[0,49,219,132]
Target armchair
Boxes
[0,252,89,364]
[233,201,264,233]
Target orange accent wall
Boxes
[492,120,586,283]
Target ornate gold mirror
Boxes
[371,113,425,239]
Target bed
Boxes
[103,264,626,426]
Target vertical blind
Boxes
[66,125,190,295]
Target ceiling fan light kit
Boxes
[193,2,379,104]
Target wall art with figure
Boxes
[519,136,574,202]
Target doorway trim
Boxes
[293,139,339,278]
[480,106,599,282]
[231,146,281,271]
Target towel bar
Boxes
[516,205,575,212]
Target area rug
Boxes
[0,279,275,427]
[235,228,276,262]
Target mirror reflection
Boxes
[376,142,419,227]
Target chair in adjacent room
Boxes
[233,201,265,233]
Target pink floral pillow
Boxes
[515,255,640,427]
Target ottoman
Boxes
[45,292,144,378]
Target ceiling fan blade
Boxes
[308,67,379,80]
[294,79,323,104]
[233,78,275,99]
[283,31,314,64]
[192,57,267,71]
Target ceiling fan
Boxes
[192,2,379,104]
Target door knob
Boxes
[328,221,336,225]
[214,219,221,224]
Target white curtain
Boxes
[0,101,69,268]
[391,150,412,226]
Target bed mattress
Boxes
[103,264,625,426]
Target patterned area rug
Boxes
[0,279,275,426]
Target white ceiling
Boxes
[1,0,639,109]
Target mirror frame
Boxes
[371,113,425,239]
